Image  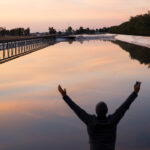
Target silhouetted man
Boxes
[58,82,141,150]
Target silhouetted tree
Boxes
[9,28,24,36]
[0,27,7,36]
[24,28,30,36]
[108,11,150,36]
[49,27,57,34]
[0,27,30,36]
[58,31,62,35]
[66,26,73,34]
[74,27,97,34]
[75,27,85,34]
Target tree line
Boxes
[107,11,150,36]
[49,11,150,36]
[48,26,101,35]
[0,27,30,36]
[1,11,149,37]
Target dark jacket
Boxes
[63,92,138,150]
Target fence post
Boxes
[3,43,5,59]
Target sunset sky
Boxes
[0,0,149,32]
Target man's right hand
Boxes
[58,85,67,97]
[134,82,141,94]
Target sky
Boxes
[0,0,149,32]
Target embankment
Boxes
[115,34,150,48]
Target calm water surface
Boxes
[0,40,150,150]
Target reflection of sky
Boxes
[0,41,150,150]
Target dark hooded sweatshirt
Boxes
[63,92,138,150]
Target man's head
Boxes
[96,102,108,117]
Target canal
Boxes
[0,39,149,150]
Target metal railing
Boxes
[0,38,56,64]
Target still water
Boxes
[0,40,149,150]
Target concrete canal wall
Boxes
[115,34,150,48]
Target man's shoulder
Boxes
[107,114,115,121]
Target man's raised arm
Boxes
[58,85,92,125]
[111,82,141,124]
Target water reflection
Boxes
[112,40,150,68]
[0,40,149,150]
